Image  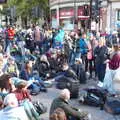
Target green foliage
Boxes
[7,0,49,19]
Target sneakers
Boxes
[97,81,103,87]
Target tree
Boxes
[7,0,48,18]
[7,0,49,26]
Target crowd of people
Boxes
[0,23,119,120]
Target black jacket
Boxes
[50,97,88,120]
[71,64,86,83]
[63,67,78,81]
[94,45,108,64]
[34,60,49,77]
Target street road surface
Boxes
[32,80,120,120]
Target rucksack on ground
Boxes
[79,88,108,109]
[56,76,79,98]
[104,99,120,115]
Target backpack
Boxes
[79,88,108,109]
[33,101,47,115]
[56,76,79,98]
[104,100,120,115]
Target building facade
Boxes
[49,0,90,30]
[49,0,109,32]
[107,0,120,32]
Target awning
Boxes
[59,16,73,19]
[78,16,89,20]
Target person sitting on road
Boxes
[4,57,19,77]
[0,93,29,120]
[62,63,78,80]
[71,58,87,84]
[13,80,31,103]
[55,62,78,83]
[20,60,47,94]
[0,74,16,93]
[34,54,50,79]
[50,89,91,120]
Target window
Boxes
[117,10,120,21]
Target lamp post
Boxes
[74,0,77,30]
[90,0,92,31]
[90,0,97,31]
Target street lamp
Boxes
[90,0,100,31]
[74,0,77,30]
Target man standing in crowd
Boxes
[94,37,109,87]
[78,33,88,72]
[5,26,15,53]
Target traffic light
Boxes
[6,8,11,16]
[91,0,103,21]
[83,5,89,16]
[98,0,103,9]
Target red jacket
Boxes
[109,52,120,70]
[7,28,15,40]
[13,89,31,102]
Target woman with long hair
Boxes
[94,37,109,86]
[20,60,33,81]
[0,74,15,93]
[20,60,47,94]
[103,44,120,94]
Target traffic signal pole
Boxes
[74,0,77,30]
[90,0,93,31]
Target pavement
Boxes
[32,78,120,120]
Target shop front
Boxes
[59,7,74,30]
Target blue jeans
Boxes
[96,63,106,82]
[29,76,45,89]
[69,49,75,65]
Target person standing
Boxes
[5,26,15,54]
[94,37,109,86]
[78,33,88,72]
[86,34,98,79]
[103,44,120,94]
[33,25,44,54]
